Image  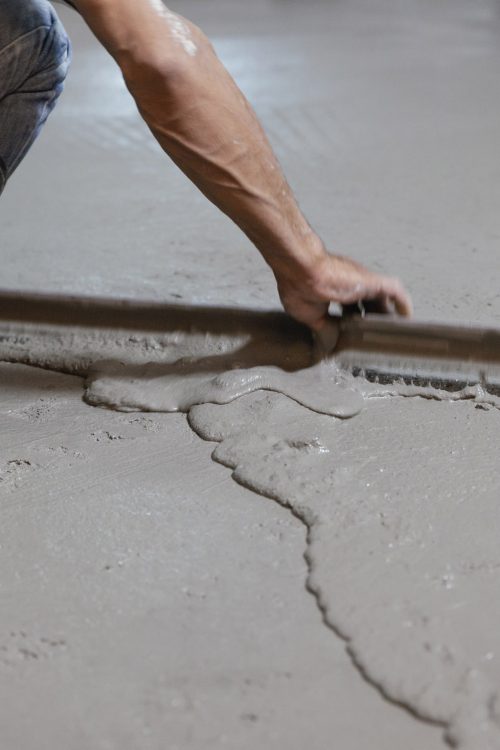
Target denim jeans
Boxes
[0,0,71,193]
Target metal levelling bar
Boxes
[328,315,500,391]
[0,289,306,337]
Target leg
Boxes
[0,0,71,193]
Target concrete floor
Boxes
[1,0,500,748]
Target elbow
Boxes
[118,30,211,98]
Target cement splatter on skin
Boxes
[149,0,198,57]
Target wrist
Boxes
[269,232,328,287]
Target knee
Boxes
[0,0,71,93]
[40,10,72,92]
[30,1,72,89]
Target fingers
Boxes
[277,253,413,332]
[309,313,330,332]
[304,301,330,331]
[314,317,340,353]
[328,256,412,318]
[382,278,413,317]
[341,280,413,318]
[359,297,390,315]
[342,302,366,316]
[396,290,413,317]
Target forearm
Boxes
[127,36,326,279]
[73,0,326,281]
[73,0,412,329]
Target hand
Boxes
[276,252,413,331]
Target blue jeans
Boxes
[0,0,71,193]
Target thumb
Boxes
[313,316,340,355]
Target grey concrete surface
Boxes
[1,0,500,748]
[0,364,442,750]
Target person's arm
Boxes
[72,0,412,329]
